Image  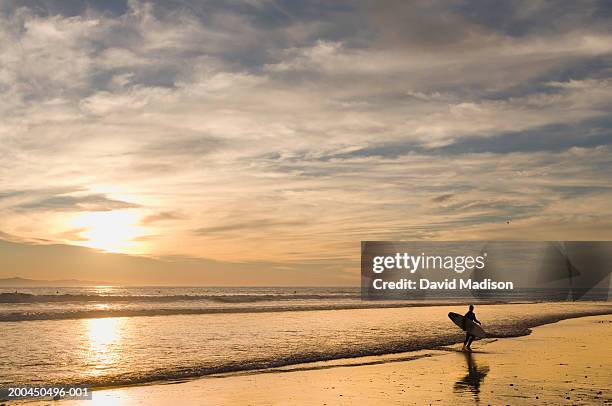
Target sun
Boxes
[70,210,147,253]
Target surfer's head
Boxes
[469,304,474,311]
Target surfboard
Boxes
[448,312,486,338]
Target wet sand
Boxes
[31,314,612,405]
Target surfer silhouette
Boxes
[462,305,481,351]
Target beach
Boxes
[23,314,611,405]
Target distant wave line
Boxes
[0,301,515,322]
[0,292,358,304]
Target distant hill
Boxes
[0,277,112,287]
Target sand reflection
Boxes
[89,392,132,406]
[453,351,489,402]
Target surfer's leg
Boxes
[466,334,474,349]
[463,332,470,349]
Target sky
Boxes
[1,0,612,285]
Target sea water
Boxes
[0,286,610,390]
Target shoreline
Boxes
[23,313,612,405]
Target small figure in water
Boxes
[462,304,481,352]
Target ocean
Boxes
[1,286,611,392]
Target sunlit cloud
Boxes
[70,211,148,253]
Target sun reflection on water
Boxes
[92,286,118,295]
[84,318,124,376]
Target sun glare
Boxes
[71,211,147,253]
[84,318,124,376]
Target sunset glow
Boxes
[71,211,146,253]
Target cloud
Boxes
[1,0,612,275]
[137,135,223,158]
[194,219,308,236]
[141,211,185,224]
[13,193,140,212]
[54,227,90,242]
[431,193,455,203]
